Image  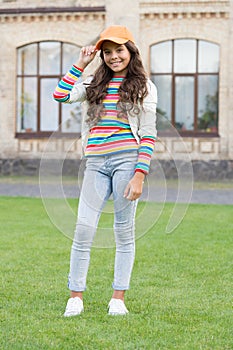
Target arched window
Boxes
[16,41,81,136]
[150,39,219,135]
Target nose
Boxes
[110,51,118,60]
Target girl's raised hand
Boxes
[75,45,98,70]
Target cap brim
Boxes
[95,37,129,50]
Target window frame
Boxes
[150,39,220,137]
[16,41,81,139]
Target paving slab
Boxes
[0,182,233,205]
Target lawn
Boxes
[0,196,232,350]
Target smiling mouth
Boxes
[111,61,122,66]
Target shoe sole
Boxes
[64,309,84,317]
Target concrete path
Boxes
[0,181,232,205]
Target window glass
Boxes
[40,78,59,131]
[61,104,82,132]
[17,44,37,75]
[150,41,172,73]
[17,41,82,135]
[151,75,172,131]
[39,42,60,75]
[198,75,218,132]
[17,77,37,132]
[62,43,81,74]
[150,39,219,134]
[198,41,219,73]
[174,39,196,73]
[175,76,194,130]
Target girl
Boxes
[53,25,157,316]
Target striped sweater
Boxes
[53,65,156,174]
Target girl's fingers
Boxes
[81,46,97,56]
[124,180,143,201]
[124,183,136,201]
[123,183,130,198]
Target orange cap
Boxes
[95,25,135,50]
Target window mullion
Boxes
[37,43,40,132]
[172,40,175,127]
[172,74,175,127]
[38,77,41,132]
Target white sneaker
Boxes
[63,297,84,317]
[108,298,129,316]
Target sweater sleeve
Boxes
[53,65,83,103]
[135,79,157,175]
[135,136,156,175]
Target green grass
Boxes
[0,196,232,350]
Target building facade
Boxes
[0,0,232,179]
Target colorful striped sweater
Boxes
[53,65,156,174]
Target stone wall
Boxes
[1,158,233,180]
[0,0,104,8]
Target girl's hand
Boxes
[124,172,145,201]
[75,45,98,70]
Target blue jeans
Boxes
[68,151,139,292]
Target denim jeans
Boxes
[68,151,139,292]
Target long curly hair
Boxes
[85,41,148,126]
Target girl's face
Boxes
[102,41,131,76]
